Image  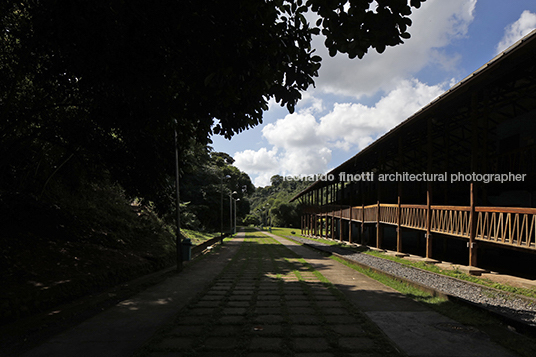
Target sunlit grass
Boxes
[268,227,536,357]
[268,226,536,300]
[182,229,221,245]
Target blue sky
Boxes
[211,0,536,187]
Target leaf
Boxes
[204,73,216,86]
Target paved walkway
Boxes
[22,230,517,357]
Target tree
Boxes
[271,175,285,188]
[1,0,426,205]
[270,202,300,227]
[178,149,255,231]
[243,214,261,227]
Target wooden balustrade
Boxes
[341,207,350,219]
[363,204,377,223]
[400,205,427,231]
[379,204,398,225]
[351,207,362,221]
[314,203,536,251]
[430,206,470,238]
[475,207,536,249]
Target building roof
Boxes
[291,29,536,202]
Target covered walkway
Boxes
[292,30,536,271]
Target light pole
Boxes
[229,191,237,235]
[262,203,270,229]
[174,129,183,272]
[234,198,240,234]
[221,175,230,239]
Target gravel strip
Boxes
[288,236,536,326]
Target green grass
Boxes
[267,227,536,357]
[364,250,536,299]
[182,228,221,245]
[268,227,536,300]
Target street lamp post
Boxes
[263,204,270,230]
[174,129,183,272]
[229,191,237,235]
[229,193,232,235]
[234,198,240,234]
[221,175,230,240]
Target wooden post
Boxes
[361,202,365,245]
[339,206,343,242]
[397,190,402,252]
[469,183,478,266]
[425,116,433,259]
[331,211,335,239]
[469,91,479,267]
[376,200,382,248]
[426,181,432,259]
[349,206,353,243]
[397,136,403,253]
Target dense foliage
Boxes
[1,0,425,211]
[179,149,255,232]
[249,175,311,228]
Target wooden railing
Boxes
[351,207,362,221]
[400,205,427,231]
[380,204,398,225]
[310,203,536,251]
[363,205,377,223]
[475,207,536,248]
[431,206,470,238]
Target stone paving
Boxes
[135,231,400,356]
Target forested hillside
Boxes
[0,143,252,325]
[247,175,311,228]
[180,148,254,232]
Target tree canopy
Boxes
[1,0,425,206]
[249,175,312,228]
[179,147,255,232]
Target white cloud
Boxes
[279,146,332,176]
[234,111,332,186]
[251,172,276,188]
[496,10,536,54]
[318,79,446,151]
[233,147,278,174]
[233,0,479,186]
[314,0,476,98]
[262,111,332,176]
[235,79,445,186]
[296,92,325,114]
[262,112,324,149]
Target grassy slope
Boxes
[0,183,217,326]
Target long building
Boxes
[291,29,536,276]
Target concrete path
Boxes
[21,230,518,357]
[265,231,518,357]
[22,237,243,357]
[132,230,402,356]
